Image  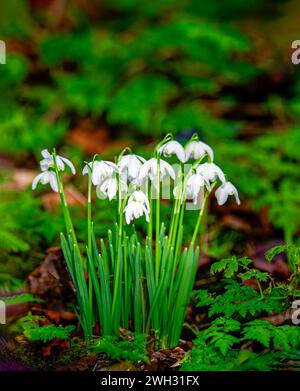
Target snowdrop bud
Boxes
[32,171,59,193]
[196,162,225,184]
[185,141,214,161]
[91,161,119,186]
[158,140,186,163]
[138,158,175,185]
[215,182,240,206]
[40,149,76,174]
[118,154,146,183]
[124,201,150,225]
[128,190,150,212]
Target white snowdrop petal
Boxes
[124,200,149,225]
[118,154,145,181]
[159,140,186,163]
[61,157,76,175]
[215,186,228,206]
[136,155,146,163]
[41,149,51,159]
[196,162,225,184]
[226,182,240,205]
[108,180,117,200]
[40,159,50,171]
[117,156,128,172]
[143,206,150,222]
[204,142,214,161]
[215,165,226,183]
[161,160,175,180]
[215,182,240,206]
[32,172,45,190]
[56,157,65,171]
[234,189,241,205]
[185,141,203,160]
[91,164,102,185]
[129,190,150,212]
[185,142,194,160]
[138,159,153,182]
[185,141,214,161]
[49,172,59,193]
[185,173,207,203]
[134,206,140,219]
[40,171,50,184]
[82,165,88,175]
[91,161,116,186]
[125,208,131,224]
[128,159,140,180]
[106,161,119,171]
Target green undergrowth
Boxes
[182,250,300,371]
[8,244,299,371]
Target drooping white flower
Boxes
[196,162,225,184]
[185,173,211,204]
[96,177,128,201]
[32,171,59,193]
[118,154,146,183]
[40,149,76,174]
[124,201,150,225]
[158,140,186,163]
[138,158,175,185]
[91,161,119,186]
[215,182,240,206]
[185,140,214,161]
[128,190,150,212]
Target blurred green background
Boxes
[1,0,300,288]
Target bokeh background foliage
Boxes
[0,0,300,285]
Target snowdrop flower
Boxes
[215,182,240,206]
[158,140,186,163]
[91,161,119,186]
[128,190,150,212]
[124,201,150,225]
[32,171,59,193]
[40,149,76,174]
[196,162,225,184]
[185,141,214,161]
[185,173,211,204]
[118,154,146,183]
[138,158,175,185]
[96,177,128,201]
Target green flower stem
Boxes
[52,150,77,246]
[87,155,97,256]
[148,180,153,247]
[53,150,92,338]
[174,198,185,261]
[87,177,92,254]
[87,168,93,309]
[191,183,216,246]
[155,156,161,285]
[170,163,185,248]
[168,174,187,309]
[111,189,128,334]
[169,165,183,247]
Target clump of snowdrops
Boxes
[32,134,240,347]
